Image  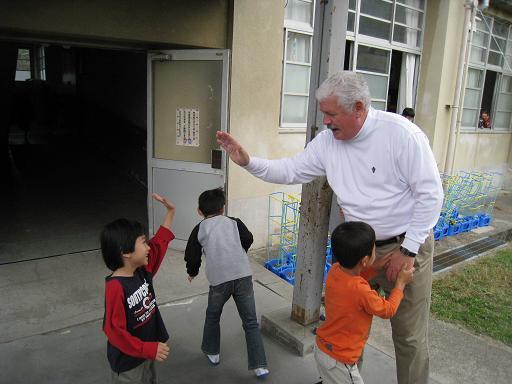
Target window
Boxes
[15,48,31,81]
[346,1,425,113]
[462,13,512,131]
[281,0,314,129]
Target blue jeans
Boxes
[201,276,267,370]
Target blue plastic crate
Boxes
[478,214,491,227]
[279,267,295,284]
[447,222,461,236]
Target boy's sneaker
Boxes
[206,353,220,365]
[254,368,269,379]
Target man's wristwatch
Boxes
[399,246,417,257]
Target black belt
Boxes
[375,233,405,247]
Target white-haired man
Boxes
[216,71,443,384]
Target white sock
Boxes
[207,354,220,364]
[254,367,269,377]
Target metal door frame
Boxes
[147,49,230,235]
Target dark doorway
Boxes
[1,44,148,264]
[481,70,498,115]
[387,50,403,113]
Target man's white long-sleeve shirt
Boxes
[244,108,443,253]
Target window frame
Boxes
[280,0,315,131]
[462,13,512,132]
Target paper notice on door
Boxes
[176,108,200,147]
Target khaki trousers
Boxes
[315,347,364,384]
[370,232,434,384]
[111,360,157,384]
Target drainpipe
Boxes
[444,0,478,175]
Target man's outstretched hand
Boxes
[216,131,250,166]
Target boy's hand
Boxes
[371,253,392,271]
[155,342,170,362]
[152,193,175,211]
[188,275,195,283]
[152,193,175,229]
[395,263,415,290]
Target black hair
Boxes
[198,188,226,216]
[100,218,146,271]
[402,107,415,118]
[331,221,376,269]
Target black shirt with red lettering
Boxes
[103,226,174,373]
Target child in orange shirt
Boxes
[315,221,414,384]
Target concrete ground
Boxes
[0,192,511,383]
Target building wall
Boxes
[454,132,512,170]
[415,0,465,169]
[417,0,512,174]
[0,0,228,48]
[228,0,305,249]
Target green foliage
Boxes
[431,248,512,346]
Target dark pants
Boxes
[201,276,267,370]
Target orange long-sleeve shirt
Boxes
[316,263,404,365]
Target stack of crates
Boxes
[265,192,333,285]
[433,170,501,240]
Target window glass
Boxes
[472,30,488,47]
[348,12,355,32]
[462,109,478,126]
[397,0,425,9]
[285,0,313,26]
[493,20,509,39]
[470,46,487,65]
[357,46,390,74]
[490,38,506,52]
[286,32,311,63]
[284,64,310,94]
[15,48,31,81]
[362,73,388,99]
[393,25,421,47]
[467,68,483,88]
[488,51,503,67]
[395,5,423,29]
[359,16,391,40]
[494,111,511,128]
[360,0,393,21]
[283,95,308,124]
[372,101,387,110]
[463,89,481,108]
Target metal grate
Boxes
[433,237,506,273]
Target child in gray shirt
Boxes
[185,188,269,379]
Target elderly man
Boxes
[217,71,443,384]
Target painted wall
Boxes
[0,0,228,48]
[415,0,464,170]
[454,132,512,172]
[228,0,305,249]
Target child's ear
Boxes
[197,208,204,217]
[360,255,370,268]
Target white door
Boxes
[148,50,229,249]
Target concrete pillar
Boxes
[291,0,348,326]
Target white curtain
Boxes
[397,53,416,113]
[397,6,419,113]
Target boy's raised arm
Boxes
[146,194,176,275]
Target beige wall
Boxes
[228,0,306,248]
[0,0,228,48]
[415,0,465,169]
[454,132,512,171]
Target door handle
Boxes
[211,149,222,169]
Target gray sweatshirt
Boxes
[185,215,253,286]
